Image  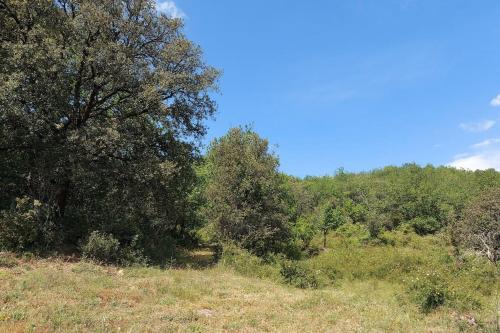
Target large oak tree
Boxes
[0,0,218,256]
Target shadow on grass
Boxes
[163,247,217,270]
[0,246,218,271]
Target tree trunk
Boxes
[55,179,70,217]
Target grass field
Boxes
[0,245,498,333]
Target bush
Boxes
[120,235,149,267]
[280,260,322,289]
[280,241,303,260]
[455,254,497,296]
[336,223,370,245]
[407,271,448,313]
[366,213,393,239]
[409,217,441,235]
[0,197,56,251]
[292,216,317,249]
[367,219,382,239]
[452,187,500,263]
[80,231,148,266]
[81,231,121,264]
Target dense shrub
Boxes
[80,231,149,266]
[366,213,394,240]
[280,260,322,289]
[409,217,442,235]
[452,187,500,263]
[81,231,121,264]
[0,197,56,251]
[407,271,448,313]
[292,216,317,249]
[321,204,347,247]
[335,223,370,245]
[120,236,150,267]
[280,241,304,260]
[455,254,498,296]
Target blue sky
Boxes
[158,0,500,177]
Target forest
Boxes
[0,1,499,332]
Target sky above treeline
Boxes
[157,0,500,177]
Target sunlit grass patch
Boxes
[0,240,497,332]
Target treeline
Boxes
[195,128,499,263]
[289,163,500,238]
[0,0,498,265]
[284,163,500,259]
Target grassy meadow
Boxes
[1,227,498,333]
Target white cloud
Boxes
[471,138,500,149]
[490,94,500,107]
[156,1,185,18]
[448,151,500,171]
[459,120,495,132]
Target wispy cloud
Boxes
[448,151,500,171]
[490,94,500,107]
[156,1,185,18]
[471,138,500,149]
[459,120,495,132]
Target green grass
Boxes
[0,229,498,332]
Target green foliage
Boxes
[323,205,345,231]
[292,215,317,248]
[320,203,346,247]
[342,198,367,223]
[453,187,500,263]
[0,197,56,251]
[366,212,392,239]
[280,260,322,289]
[80,231,148,266]
[81,231,121,264]
[406,269,483,313]
[218,243,280,280]
[284,164,500,256]
[213,230,494,315]
[409,217,442,235]
[0,0,218,259]
[407,271,448,313]
[335,222,370,245]
[204,127,291,256]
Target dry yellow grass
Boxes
[0,252,494,332]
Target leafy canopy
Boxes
[0,0,218,259]
[204,127,291,256]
